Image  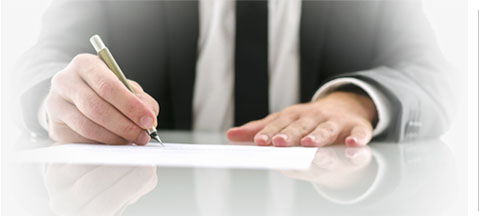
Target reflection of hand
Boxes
[226,91,376,147]
[44,164,158,216]
[282,146,372,188]
[46,54,159,145]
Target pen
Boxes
[89,34,164,146]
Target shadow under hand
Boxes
[43,164,158,216]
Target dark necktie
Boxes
[234,0,269,126]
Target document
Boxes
[15,143,318,170]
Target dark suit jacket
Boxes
[17,0,455,142]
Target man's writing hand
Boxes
[46,54,159,145]
[226,91,377,147]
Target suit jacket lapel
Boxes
[164,1,199,129]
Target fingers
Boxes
[49,54,160,145]
[135,92,160,127]
[301,121,341,147]
[46,92,137,145]
[53,74,151,145]
[272,117,320,147]
[345,122,373,147]
[226,113,278,142]
[128,80,160,127]
[301,120,372,147]
[227,115,373,147]
[72,54,156,130]
[254,115,297,146]
[226,113,372,148]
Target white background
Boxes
[0,0,481,215]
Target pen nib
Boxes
[154,136,163,145]
[149,132,164,147]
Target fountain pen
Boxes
[89,34,163,146]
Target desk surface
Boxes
[4,131,466,216]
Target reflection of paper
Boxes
[15,143,318,170]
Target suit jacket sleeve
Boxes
[324,1,456,142]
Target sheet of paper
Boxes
[14,143,318,170]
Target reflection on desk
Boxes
[7,131,462,216]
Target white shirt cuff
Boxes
[311,78,391,137]
[38,97,49,131]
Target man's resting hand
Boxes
[226,91,377,147]
[46,54,159,145]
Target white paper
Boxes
[14,143,318,170]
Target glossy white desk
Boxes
[4,131,465,216]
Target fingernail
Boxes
[137,133,150,145]
[306,135,316,142]
[276,134,289,141]
[273,134,289,146]
[301,135,316,146]
[255,134,270,145]
[140,116,153,129]
[346,137,361,146]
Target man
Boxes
[17,0,454,147]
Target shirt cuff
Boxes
[311,78,391,137]
[38,97,49,131]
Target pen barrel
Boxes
[90,34,162,144]
[97,48,135,93]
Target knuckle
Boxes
[324,121,339,133]
[318,123,338,137]
[96,79,115,98]
[299,118,316,129]
[267,112,279,119]
[72,53,96,66]
[71,53,102,76]
[263,112,279,123]
[82,96,107,118]
[297,123,311,133]
[281,107,296,115]
[51,72,66,88]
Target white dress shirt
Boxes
[193,0,390,135]
[40,0,390,136]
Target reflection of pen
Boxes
[89,35,163,146]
